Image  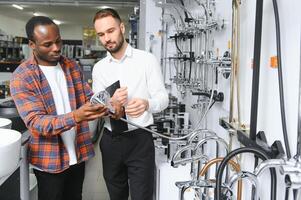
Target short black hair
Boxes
[93,8,122,23]
[25,16,56,41]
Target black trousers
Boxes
[100,128,155,200]
[33,162,85,200]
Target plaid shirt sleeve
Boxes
[10,76,77,137]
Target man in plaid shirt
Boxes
[10,16,107,200]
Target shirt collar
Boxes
[107,44,133,63]
[26,53,65,67]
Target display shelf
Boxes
[0,61,20,72]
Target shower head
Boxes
[90,90,115,113]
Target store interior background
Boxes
[0,0,301,199]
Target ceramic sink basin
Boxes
[0,128,21,178]
[0,117,12,129]
[0,100,27,133]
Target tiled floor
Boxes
[82,137,110,200]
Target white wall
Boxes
[144,0,301,199]
[0,14,26,37]
[138,0,162,59]
[59,24,83,40]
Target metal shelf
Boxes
[0,62,20,72]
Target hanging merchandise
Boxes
[90,89,212,140]
[253,26,301,200]
[229,0,241,126]
[216,0,301,199]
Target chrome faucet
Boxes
[255,158,301,179]
[199,157,242,200]
[228,171,258,200]
[171,144,209,168]
[187,129,216,144]
[175,179,233,200]
[193,135,229,155]
[254,158,301,199]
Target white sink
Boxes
[0,117,12,129]
[0,128,21,178]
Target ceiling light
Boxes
[33,12,39,16]
[53,19,62,25]
[100,6,111,9]
[12,4,23,10]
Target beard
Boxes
[104,34,124,54]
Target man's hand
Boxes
[125,98,149,118]
[111,87,128,106]
[73,102,108,123]
[110,100,124,120]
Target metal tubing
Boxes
[215,147,277,200]
[176,179,233,200]
[20,143,29,200]
[187,129,216,144]
[229,1,236,123]
[254,158,286,176]
[199,157,242,200]
[255,159,301,183]
[229,0,241,124]
[228,171,258,200]
[194,136,229,154]
[171,144,195,164]
[171,144,208,167]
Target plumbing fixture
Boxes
[228,171,258,200]
[175,179,232,200]
[199,157,242,200]
[215,147,277,200]
[171,144,208,167]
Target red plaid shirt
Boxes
[10,56,95,173]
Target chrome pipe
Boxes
[199,157,242,200]
[254,158,286,176]
[176,179,233,200]
[254,158,301,177]
[172,154,208,168]
[194,135,229,155]
[187,129,216,144]
[228,171,258,200]
[171,144,209,167]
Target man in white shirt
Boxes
[92,8,168,200]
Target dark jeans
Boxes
[33,162,85,200]
[100,128,155,200]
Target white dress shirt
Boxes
[39,64,77,165]
[92,44,168,130]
